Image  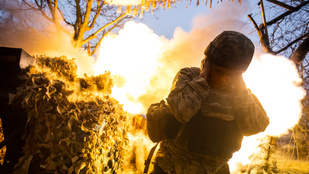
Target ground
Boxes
[1,118,309,173]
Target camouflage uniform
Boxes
[150,31,269,174]
[153,67,269,174]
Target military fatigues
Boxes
[152,67,269,174]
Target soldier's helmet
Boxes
[204,31,255,72]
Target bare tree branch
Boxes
[74,0,82,40]
[248,14,259,31]
[83,11,127,45]
[266,0,295,11]
[57,6,73,26]
[47,0,62,29]
[260,0,269,41]
[267,1,309,27]
[248,14,274,54]
[19,0,131,55]
[290,36,309,66]
[47,0,55,21]
[274,33,309,55]
[80,0,93,32]
[23,0,54,23]
[90,16,128,56]
[88,1,104,30]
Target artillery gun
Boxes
[0,47,35,173]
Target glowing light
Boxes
[244,54,305,136]
[229,54,306,172]
[105,0,142,5]
[94,20,305,172]
[94,21,164,114]
[124,131,156,172]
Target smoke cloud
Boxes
[0,0,95,76]
[1,0,305,172]
[138,1,254,111]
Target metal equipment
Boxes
[0,47,35,173]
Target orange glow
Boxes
[244,54,305,137]
[229,54,305,172]
[105,0,142,5]
[94,21,305,172]
[94,21,165,114]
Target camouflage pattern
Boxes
[204,31,255,72]
[153,67,269,174]
[166,67,208,123]
[155,139,229,174]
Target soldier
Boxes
[146,31,270,174]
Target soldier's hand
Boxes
[199,58,211,80]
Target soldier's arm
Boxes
[166,67,210,123]
[234,90,269,136]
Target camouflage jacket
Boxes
[154,67,269,174]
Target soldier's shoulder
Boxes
[179,67,201,76]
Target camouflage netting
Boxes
[0,119,5,165]
[11,55,130,173]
